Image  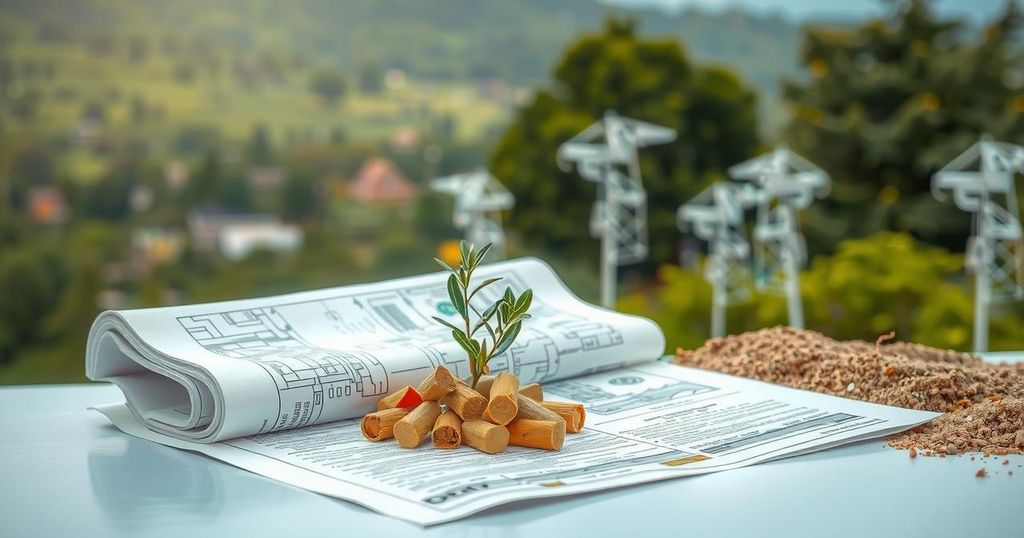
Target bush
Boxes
[620,232,1024,353]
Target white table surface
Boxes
[3,355,1023,537]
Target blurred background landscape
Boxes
[0,0,1022,384]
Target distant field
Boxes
[4,39,513,153]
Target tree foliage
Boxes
[309,69,347,107]
[490,18,760,271]
[782,0,1024,251]
[620,232,1024,353]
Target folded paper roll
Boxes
[394,401,442,448]
[484,372,519,425]
[508,419,564,450]
[461,419,509,454]
[417,366,456,401]
[376,385,423,411]
[432,409,462,449]
[541,401,585,433]
[361,407,412,441]
[519,383,543,401]
[440,384,487,420]
[516,393,565,425]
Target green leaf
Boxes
[434,257,455,273]
[492,321,521,356]
[467,277,503,301]
[513,289,533,316]
[498,301,512,325]
[452,330,477,357]
[481,301,500,320]
[459,241,471,267]
[432,316,461,332]
[447,274,467,317]
[476,243,493,264]
[503,312,532,328]
[503,287,514,304]
[472,317,496,341]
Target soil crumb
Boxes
[675,327,1024,455]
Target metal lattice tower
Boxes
[678,182,757,337]
[727,146,830,330]
[557,111,676,307]
[431,169,516,258]
[932,137,1024,352]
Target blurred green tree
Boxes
[782,0,1024,252]
[0,246,66,362]
[622,232,1024,353]
[490,18,760,271]
[309,69,347,107]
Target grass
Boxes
[4,39,512,150]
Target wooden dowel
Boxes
[417,366,456,401]
[516,393,565,425]
[440,384,487,420]
[541,401,585,433]
[461,419,509,454]
[470,375,496,397]
[485,372,520,425]
[361,407,411,441]
[519,383,543,401]
[432,409,462,449]
[376,385,423,411]
[393,401,442,448]
[508,419,564,450]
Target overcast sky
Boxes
[606,0,1019,23]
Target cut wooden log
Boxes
[416,366,456,401]
[432,409,463,449]
[361,407,411,441]
[508,419,564,450]
[440,384,487,420]
[516,393,565,425]
[375,385,423,411]
[461,419,509,454]
[393,401,442,448]
[541,401,585,433]
[518,383,543,401]
[484,372,520,425]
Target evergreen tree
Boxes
[782,0,1024,252]
[490,19,760,270]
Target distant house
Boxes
[218,221,303,261]
[389,126,420,153]
[28,186,68,224]
[164,160,189,191]
[348,158,418,205]
[187,210,302,260]
[131,228,185,267]
[246,166,286,191]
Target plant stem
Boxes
[463,271,476,389]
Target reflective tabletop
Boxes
[3,356,1023,538]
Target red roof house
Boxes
[348,158,418,205]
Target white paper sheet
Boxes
[96,362,938,526]
[86,258,665,442]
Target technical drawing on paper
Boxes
[544,368,714,415]
[421,446,696,505]
[176,268,628,430]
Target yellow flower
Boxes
[437,240,462,268]
[919,92,940,111]
[809,58,828,78]
[878,185,900,205]
[1012,95,1024,112]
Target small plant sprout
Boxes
[431,241,532,390]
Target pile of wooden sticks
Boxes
[360,367,584,453]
